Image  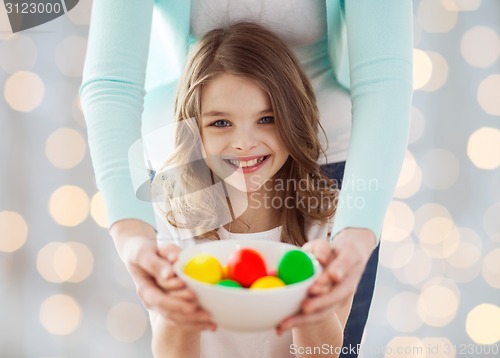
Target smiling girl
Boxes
[150,22,351,358]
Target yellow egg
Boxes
[184,253,223,284]
[250,276,286,290]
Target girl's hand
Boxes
[155,243,217,332]
[110,219,215,332]
[276,228,375,332]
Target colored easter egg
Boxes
[183,253,223,284]
[217,279,242,288]
[278,250,314,285]
[250,276,285,290]
[222,265,229,279]
[227,248,267,287]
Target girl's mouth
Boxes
[223,155,270,172]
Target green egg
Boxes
[217,279,242,288]
[277,250,314,285]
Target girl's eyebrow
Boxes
[202,108,273,117]
[202,110,230,117]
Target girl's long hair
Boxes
[152,22,337,246]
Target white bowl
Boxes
[173,239,321,332]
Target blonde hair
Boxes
[153,22,337,246]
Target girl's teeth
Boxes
[228,156,266,168]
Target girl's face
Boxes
[200,73,289,193]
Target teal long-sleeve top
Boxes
[80,0,413,242]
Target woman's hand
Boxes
[110,219,215,332]
[276,228,375,332]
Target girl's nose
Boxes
[231,129,258,152]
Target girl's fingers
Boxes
[304,276,355,314]
[157,243,181,263]
[130,241,175,283]
[147,289,199,315]
[308,272,330,295]
[304,240,334,266]
[158,277,186,291]
[168,288,197,301]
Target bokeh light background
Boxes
[1,0,499,357]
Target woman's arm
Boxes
[80,0,156,228]
[327,0,414,241]
[302,0,413,324]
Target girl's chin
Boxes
[224,178,265,194]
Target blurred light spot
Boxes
[418,0,457,33]
[49,186,90,226]
[461,27,500,68]
[72,95,86,127]
[421,51,449,91]
[478,75,500,116]
[0,34,37,73]
[446,228,482,269]
[419,217,460,258]
[67,0,93,25]
[37,242,76,283]
[106,302,148,342]
[90,192,109,228]
[383,201,415,242]
[54,36,87,77]
[380,236,415,269]
[45,128,86,169]
[393,247,433,286]
[482,248,500,289]
[421,337,456,357]
[466,304,500,344]
[443,0,481,11]
[467,127,500,170]
[0,211,28,252]
[483,202,500,242]
[414,203,452,234]
[67,242,94,283]
[418,284,459,327]
[385,336,426,358]
[409,106,425,145]
[394,151,422,199]
[387,292,423,333]
[421,149,459,190]
[4,71,45,112]
[37,242,93,283]
[413,49,432,90]
[444,228,483,283]
[40,294,81,335]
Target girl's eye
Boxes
[210,120,231,127]
[259,116,274,124]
